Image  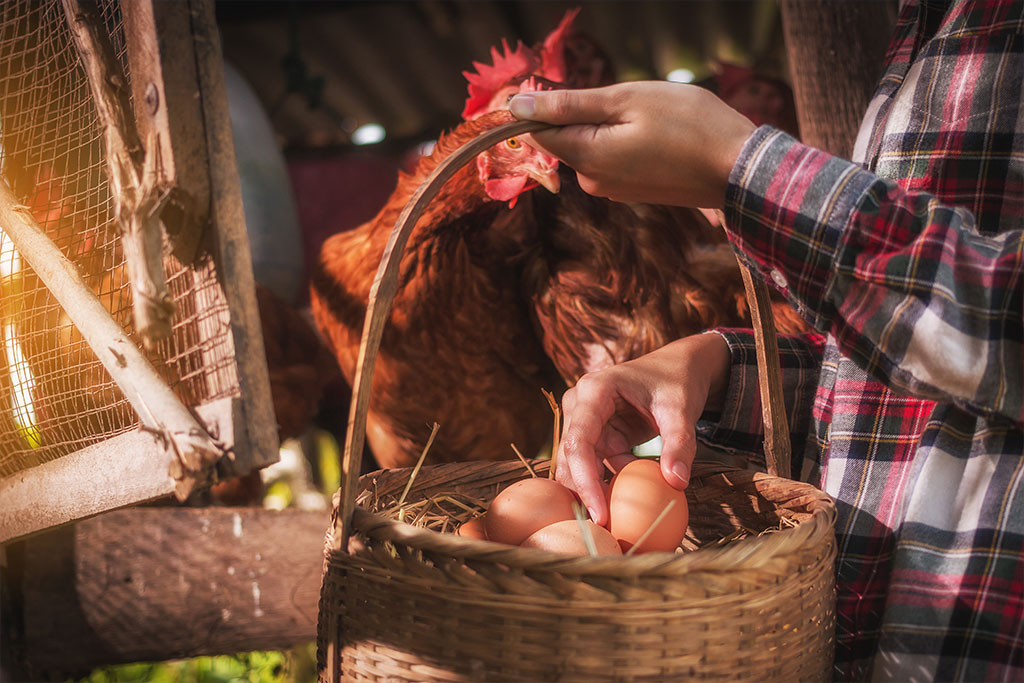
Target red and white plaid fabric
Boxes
[703,1,1024,679]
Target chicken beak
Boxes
[528,163,561,194]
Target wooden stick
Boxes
[572,502,598,558]
[509,443,537,478]
[62,0,175,349]
[335,119,553,550]
[543,388,560,480]
[624,499,677,556]
[0,180,222,500]
[396,422,440,509]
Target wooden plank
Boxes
[122,0,211,264]
[0,398,239,544]
[0,430,175,544]
[4,507,327,677]
[188,0,279,472]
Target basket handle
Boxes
[334,119,555,548]
[736,260,791,479]
[333,120,793,547]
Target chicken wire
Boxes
[0,0,239,476]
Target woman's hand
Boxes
[510,81,756,208]
[555,333,732,526]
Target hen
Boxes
[310,111,564,469]
[463,12,809,383]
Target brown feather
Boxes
[520,173,811,384]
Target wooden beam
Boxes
[2,507,327,678]
[188,0,279,472]
[0,398,237,544]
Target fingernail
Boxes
[508,95,536,119]
[587,507,598,521]
[671,461,690,487]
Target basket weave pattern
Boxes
[319,460,836,681]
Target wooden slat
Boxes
[0,429,174,544]
[122,0,211,264]
[0,398,238,544]
[189,0,279,472]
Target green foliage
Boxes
[83,644,316,683]
[316,431,341,496]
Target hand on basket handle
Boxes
[509,81,755,209]
[556,333,731,527]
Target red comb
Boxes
[462,39,538,119]
[539,7,580,84]
[462,8,581,120]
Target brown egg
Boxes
[608,458,689,554]
[456,516,488,540]
[485,477,578,546]
[521,519,623,556]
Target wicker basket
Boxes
[319,460,835,681]
[316,120,838,681]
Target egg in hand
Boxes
[607,458,689,554]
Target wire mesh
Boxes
[0,0,239,476]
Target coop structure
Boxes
[0,0,277,543]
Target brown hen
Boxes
[310,111,563,469]
[463,14,810,383]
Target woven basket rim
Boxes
[341,460,836,578]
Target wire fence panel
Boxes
[0,0,239,477]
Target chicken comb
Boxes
[538,7,580,84]
[461,8,580,120]
[462,39,537,120]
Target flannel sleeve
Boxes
[724,126,1024,424]
[696,329,825,466]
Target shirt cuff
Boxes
[696,329,767,456]
[696,328,827,467]
[723,126,878,330]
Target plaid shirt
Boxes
[703,1,1024,680]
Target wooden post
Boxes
[1,507,328,678]
[61,0,176,349]
[189,0,280,474]
[122,0,211,265]
[779,0,896,156]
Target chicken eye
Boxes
[506,137,521,149]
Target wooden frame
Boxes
[0,0,277,544]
